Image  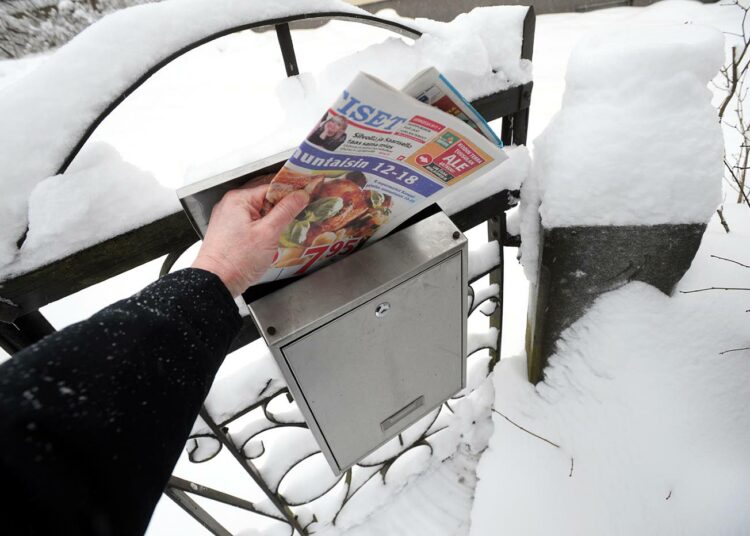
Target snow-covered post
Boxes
[521,25,725,384]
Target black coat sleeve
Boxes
[0,268,242,536]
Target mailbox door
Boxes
[281,252,464,472]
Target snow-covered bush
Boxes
[0,0,158,58]
[715,0,750,229]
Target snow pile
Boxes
[0,0,530,273]
[0,143,178,279]
[531,23,724,229]
[380,6,531,98]
[517,170,542,281]
[468,240,501,281]
[0,0,364,268]
[439,145,529,216]
[471,204,750,535]
[189,6,531,181]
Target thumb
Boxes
[261,190,310,237]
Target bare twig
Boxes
[718,2,750,206]
[680,286,750,294]
[739,137,749,202]
[719,47,739,120]
[569,458,574,477]
[491,408,561,449]
[666,490,672,501]
[711,254,750,268]
[716,208,731,233]
[723,161,750,206]
[719,346,750,355]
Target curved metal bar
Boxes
[332,467,381,526]
[478,299,498,316]
[219,384,289,428]
[469,295,499,316]
[159,245,191,277]
[57,12,421,176]
[355,407,441,468]
[186,434,222,463]
[263,390,306,426]
[381,441,434,485]
[276,452,346,507]
[240,423,307,461]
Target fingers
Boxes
[223,183,270,210]
[261,190,310,238]
[239,173,275,189]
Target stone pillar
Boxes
[525,221,706,384]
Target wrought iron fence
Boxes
[0,6,535,535]
[169,267,504,534]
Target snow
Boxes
[532,22,724,230]
[0,142,179,279]
[382,6,531,98]
[470,282,499,314]
[0,0,362,268]
[471,3,750,532]
[197,340,286,433]
[471,206,750,536]
[468,327,498,356]
[518,168,542,281]
[2,0,746,535]
[468,240,501,280]
[0,0,529,272]
[319,376,495,536]
[439,145,529,215]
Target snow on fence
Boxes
[0,0,531,273]
[0,1,535,534]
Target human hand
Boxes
[192,180,309,297]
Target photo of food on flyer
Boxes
[262,167,392,271]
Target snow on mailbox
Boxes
[249,211,467,475]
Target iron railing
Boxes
[0,7,534,534]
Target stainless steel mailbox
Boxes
[250,211,468,475]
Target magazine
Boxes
[255,68,507,284]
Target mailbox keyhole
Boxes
[375,302,391,318]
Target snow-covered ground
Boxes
[1,0,748,534]
[473,204,750,536]
[474,2,750,535]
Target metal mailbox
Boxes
[250,211,468,475]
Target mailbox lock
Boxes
[375,302,391,318]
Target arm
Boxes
[0,183,309,535]
[0,268,240,535]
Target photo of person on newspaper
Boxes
[262,168,392,269]
[306,114,348,151]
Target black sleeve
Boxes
[0,268,242,536]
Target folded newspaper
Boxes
[182,67,507,286]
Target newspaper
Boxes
[256,68,507,284]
